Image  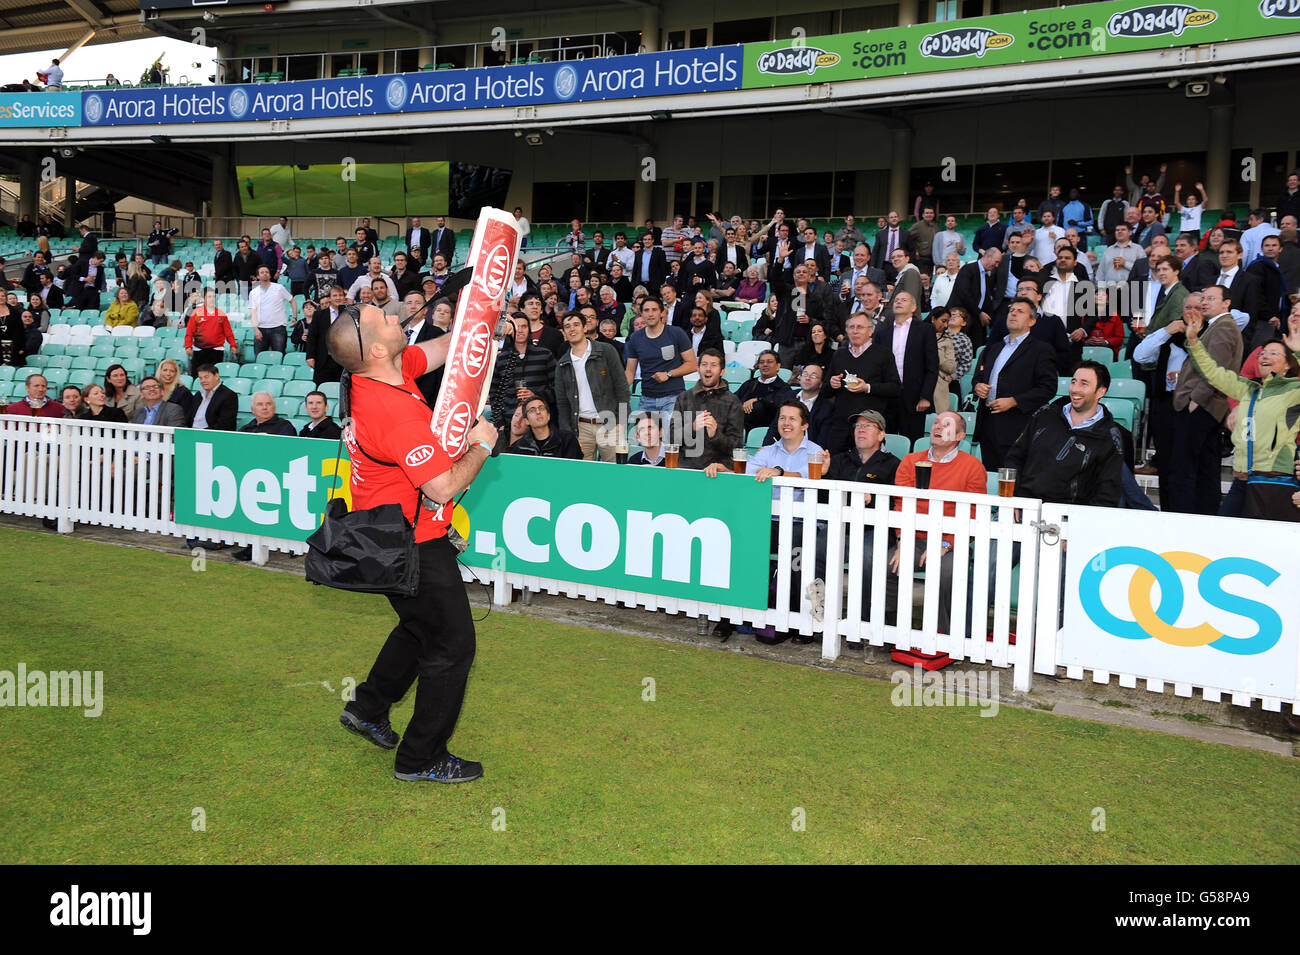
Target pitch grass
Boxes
[1,527,1296,865]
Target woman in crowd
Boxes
[21,309,42,358]
[141,294,170,328]
[77,383,127,423]
[694,288,720,332]
[104,286,139,328]
[102,363,141,419]
[26,293,50,332]
[753,293,781,345]
[947,306,974,394]
[735,266,767,304]
[792,321,833,372]
[1085,288,1127,359]
[1184,312,1300,521]
[155,357,191,410]
[929,306,956,414]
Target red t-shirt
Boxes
[345,348,454,542]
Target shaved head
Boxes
[327,304,393,371]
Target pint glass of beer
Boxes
[998,467,1017,497]
[808,450,824,480]
[913,460,932,490]
[664,444,680,469]
[732,449,748,473]
[615,445,629,465]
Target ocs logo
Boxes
[228,88,249,119]
[475,243,511,300]
[553,66,578,100]
[1079,547,1282,656]
[84,95,103,124]
[460,322,492,376]
[385,77,408,110]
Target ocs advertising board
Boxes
[1061,507,1300,701]
[173,431,772,609]
[744,0,1300,89]
[76,47,742,127]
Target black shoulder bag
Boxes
[304,308,423,598]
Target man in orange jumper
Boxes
[887,410,986,632]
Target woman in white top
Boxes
[929,252,961,309]
[1173,181,1209,237]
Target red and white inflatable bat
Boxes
[429,208,521,458]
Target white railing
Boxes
[3,415,1295,711]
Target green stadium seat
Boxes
[252,380,283,398]
[266,366,295,381]
[0,366,14,382]
[227,379,253,396]
[1101,398,1134,432]
[237,395,253,412]
[293,365,315,380]
[65,344,90,357]
[216,362,240,378]
[239,364,264,378]
[94,357,116,372]
[1082,346,1113,364]
[69,357,96,371]
[884,434,912,460]
[255,351,283,366]
[913,436,973,454]
[318,382,339,400]
[26,355,50,368]
[282,380,315,398]
[283,352,307,366]
[1106,360,1132,380]
[90,343,115,357]
[1106,378,1144,405]
[745,427,767,449]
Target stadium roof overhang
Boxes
[0,0,153,57]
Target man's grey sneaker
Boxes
[394,755,484,784]
[339,710,399,750]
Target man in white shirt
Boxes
[1240,208,1280,265]
[43,58,63,91]
[348,256,398,302]
[270,216,292,248]
[248,265,296,355]
[931,215,966,268]
[1032,211,1065,265]
[607,232,636,273]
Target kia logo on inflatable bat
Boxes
[444,401,473,455]
[460,322,492,377]
[475,243,511,301]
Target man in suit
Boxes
[432,216,455,264]
[1130,253,1189,489]
[872,290,938,443]
[870,210,914,283]
[395,290,445,406]
[586,230,611,269]
[632,234,668,292]
[685,305,725,359]
[679,237,718,292]
[76,224,97,258]
[306,285,348,385]
[212,239,234,289]
[792,225,831,277]
[1167,287,1242,514]
[69,250,107,310]
[844,243,887,295]
[1210,238,1265,350]
[37,272,65,310]
[761,362,834,448]
[719,227,749,273]
[404,217,433,262]
[659,283,690,332]
[947,247,1004,350]
[971,297,1058,472]
[131,376,187,427]
[187,364,238,431]
[888,248,923,307]
[836,277,891,342]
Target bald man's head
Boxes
[327,304,394,371]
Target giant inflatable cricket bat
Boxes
[429,208,521,458]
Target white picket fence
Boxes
[3,416,1295,709]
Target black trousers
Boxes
[347,537,477,773]
[190,348,223,377]
[1147,389,1174,510]
[887,398,927,444]
[1166,406,1223,515]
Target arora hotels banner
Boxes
[744,0,1300,89]
[173,430,771,608]
[1061,506,1300,702]
[76,47,742,127]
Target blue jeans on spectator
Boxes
[638,393,680,435]
[255,325,287,356]
[151,253,166,265]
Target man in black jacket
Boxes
[212,239,234,290]
[1003,361,1124,506]
[824,310,901,452]
[870,210,914,282]
[632,234,668,293]
[187,364,238,431]
[972,297,1058,472]
[946,247,1004,350]
[506,396,583,459]
[679,237,717,292]
[76,223,97,258]
[432,216,455,265]
[871,290,938,444]
[69,251,107,309]
[299,391,343,440]
[306,285,348,384]
[735,350,791,433]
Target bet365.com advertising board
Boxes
[1061,506,1300,701]
[173,430,772,608]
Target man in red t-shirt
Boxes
[328,303,498,784]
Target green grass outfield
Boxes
[1,526,1296,864]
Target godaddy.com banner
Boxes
[744,0,1300,89]
[173,430,773,607]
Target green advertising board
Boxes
[743,1,1300,89]
[174,431,772,608]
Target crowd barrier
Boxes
[3,416,1296,710]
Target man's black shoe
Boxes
[790,634,816,645]
[231,546,253,561]
[339,710,399,750]
[394,754,484,784]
